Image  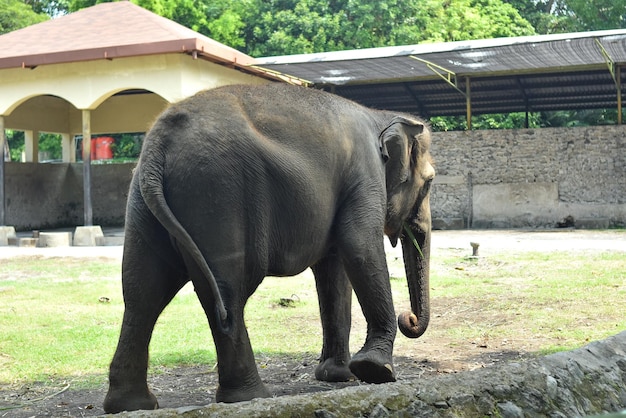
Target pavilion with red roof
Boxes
[0,1,277,233]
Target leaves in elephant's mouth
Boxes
[403,223,424,258]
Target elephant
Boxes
[103,82,435,413]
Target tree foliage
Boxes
[22,0,534,56]
[14,0,625,54]
[12,0,626,53]
[6,0,626,130]
[505,0,626,33]
[231,0,535,57]
[0,0,48,34]
[22,0,69,16]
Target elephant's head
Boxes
[380,116,435,339]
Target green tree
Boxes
[414,0,534,43]
[5,130,24,162]
[204,0,247,49]
[565,0,626,30]
[55,0,535,56]
[38,133,62,161]
[110,133,142,160]
[505,0,626,33]
[23,0,69,16]
[240,0,535,57]
[0,0,48,34]
[540,109,621,127]
[243,0,345,56]
[3,131,63,161]
[66,0,243,46]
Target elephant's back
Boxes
[147,84,377,178]
[159,83,374,147]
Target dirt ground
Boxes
[1,229,624,417]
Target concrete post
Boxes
[62,133,76,163]
[0,117,15,244]
[0,115,5,226]
[82,110,93,226]
[24,130,39,163]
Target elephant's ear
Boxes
[380,116,425,191]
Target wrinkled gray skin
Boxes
[103,83,435,413]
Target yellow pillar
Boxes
[61,133,76,163]
[24,130,39,163]
[82,110,93,226]
[0,116,6,225]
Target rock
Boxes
[0,226,16,246]
[314,409,337,418]
[112,332,626,417]
[497,401,523,418]
[369,403,390,417]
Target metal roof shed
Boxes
[255,29,626,127]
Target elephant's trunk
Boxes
[397,221,431,339]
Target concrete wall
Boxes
[3,125,625,231]
[430,124,626,229]
[4,162,133,231]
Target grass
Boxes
[0,249,624,387]
[0,259,124,383]
[423,250,626,354]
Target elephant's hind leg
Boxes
[312,251,355,382]
[187,259,270,403]
[104,237,186,414]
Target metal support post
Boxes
[466,77,472,130]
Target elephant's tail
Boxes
[138,151,231,334]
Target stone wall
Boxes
[4,162,133,231]
[3,125,625,231]
[430,125,626,229]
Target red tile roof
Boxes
[0,1,255,70]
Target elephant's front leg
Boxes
[312,251,355,382]
[340,238,397,384]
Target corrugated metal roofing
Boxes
[256,30,626,117]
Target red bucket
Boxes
[94,137,114,160]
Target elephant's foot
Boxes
[315,358,356,382]
[349,350,396,384]
[103,385,158,414]
[215,381,271,403]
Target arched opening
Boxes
[76,89,169,163]
[4,89,169,164]
[0,89,170,230]
[4,94,78,163]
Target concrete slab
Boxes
[73,226,104,246]
[15,237,38,247]
[576,218,610,229]
[0,226,16,246]
[38,232,72,247]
